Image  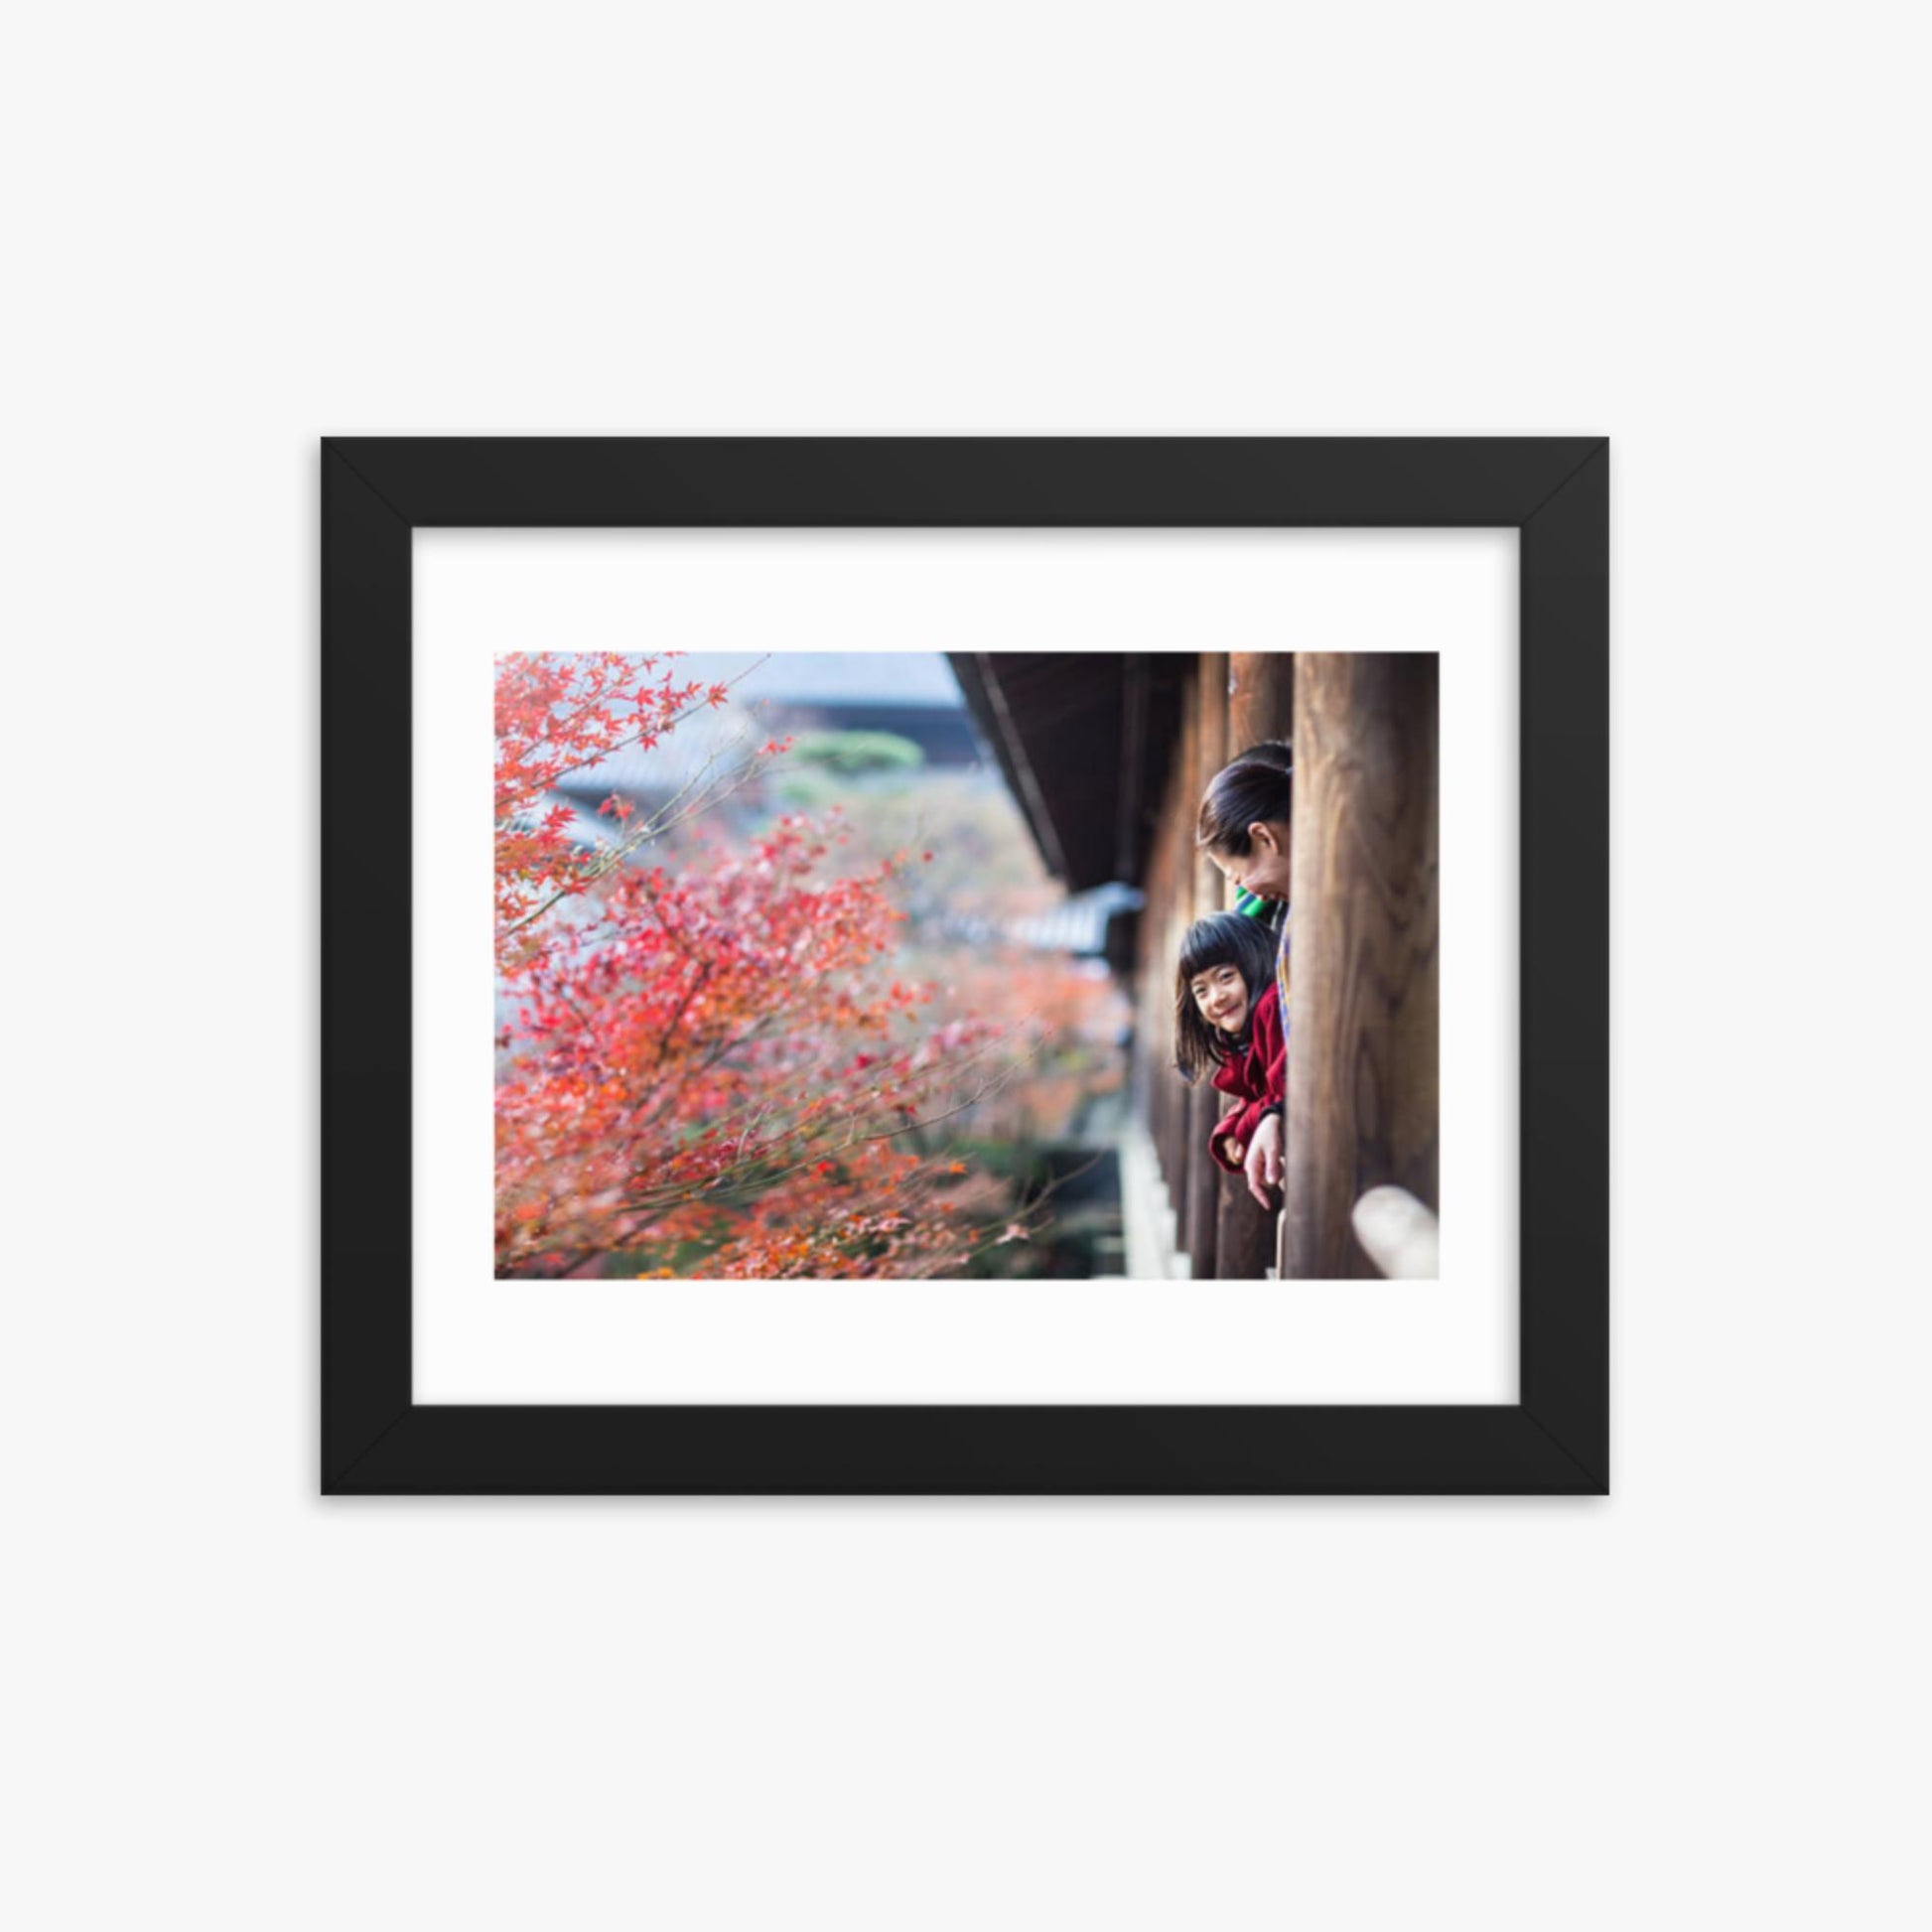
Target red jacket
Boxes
[1207,982,1286,1173]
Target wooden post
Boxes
[1283,653,1439,1279]
[1184,656,1226,1278]
[1168,674,1198,1258]
[1226,651,1294,791]
[1132,747,1157,1144]
[1145,739,1183,1233]
[1215,651,1292,1278]
[1190,656,1229,950]
[1141,768,1173,1179]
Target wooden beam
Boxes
[1283,653,1440,1279]
[969,652,1071,879]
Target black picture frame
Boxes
[323,436,1607,1495]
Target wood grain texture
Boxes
[1185,658,1227,1277]
[1216,651,1291,1277]
[1148,732,1187,1225]
[1172,674,1201,1262]
[1284,653,1439,1280]
[1213,656,1290,1275]
[1226,650,1293,779]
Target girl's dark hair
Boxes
[1173,911,1281,1081]
[1195,755,1293,857]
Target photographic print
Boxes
[491,646,1438,1286]
[330,440,1599,1487]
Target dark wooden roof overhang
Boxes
[947,652,1189,893]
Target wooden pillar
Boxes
[1142,733,1182,1224]
[1227,650,1294,779]
[1184,655,1226,1277]
[1215,651,1291,1279]
[1282,653,1439,1279]
[1140,768,1174,1173]
[1166,675,1198,1252]
[1189,656,1229,954]
[1132,846,1159,1125]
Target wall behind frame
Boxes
[7,6,1925,1929]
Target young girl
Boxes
[1173,911,1286,1187]
[1193,750,1293,1201]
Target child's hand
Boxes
[1243,1114,1283,1208]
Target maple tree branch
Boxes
[497,746,759,946]
[519,655,771,793]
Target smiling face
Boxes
[1189,961,1252,1036]
[1208,817,1293,902]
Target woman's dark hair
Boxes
[1173,911,1281,1081]
[1232,739,1292,771]
[1195,755,1293,857]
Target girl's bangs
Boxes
[1178,925,1243,982]
[1176,911,1275,991]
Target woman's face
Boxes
[1189,962,1251,1036]
[1209,818,1293,902]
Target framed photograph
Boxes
[323,437,1606,1493]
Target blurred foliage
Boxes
[789,730,924,775]
[498,655,1130,1281]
